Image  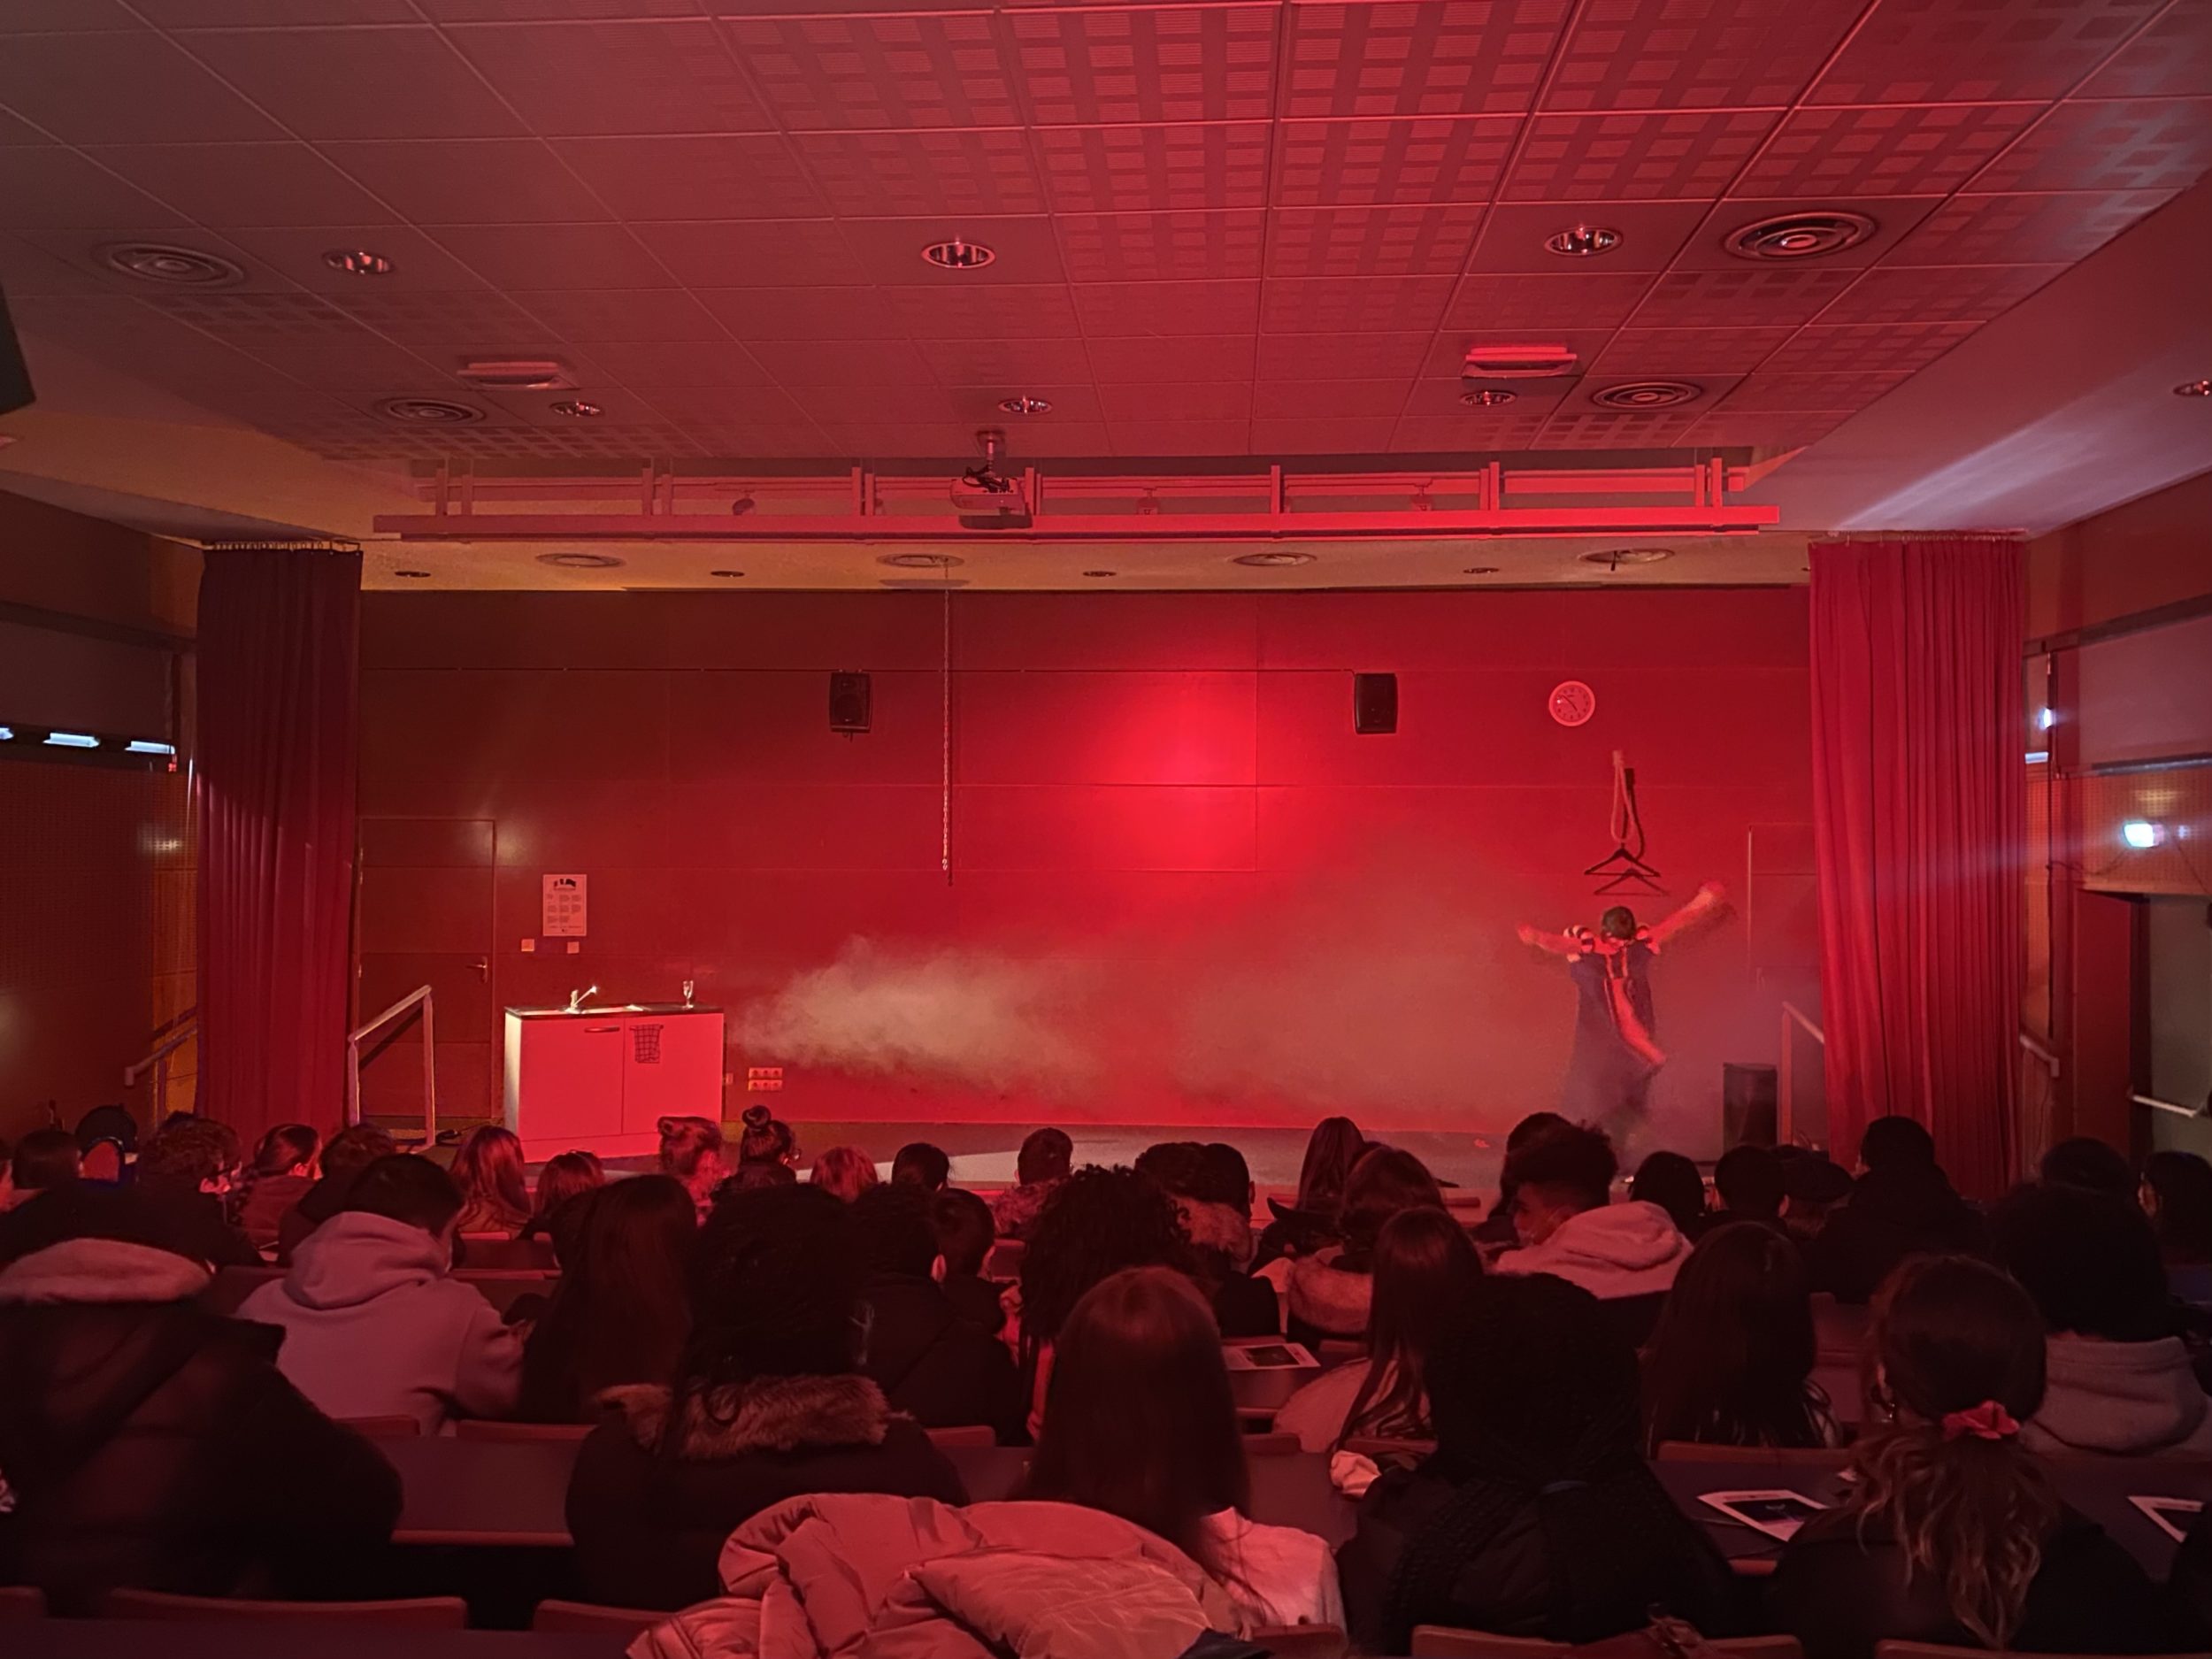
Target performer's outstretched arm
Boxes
[1517,923,1583,959]
[1646,881,1730,950]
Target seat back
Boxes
[460,1236,558,1271]
[1249,1623,1347,1658]
[0,1586,47,1619]
[455,1418,592,1441]
[1653,1441,1851,1467]
[532,1600,668,1637]
[452,1270,558,1315]
[335,1416,423,1439]
[1241,1429,1302,1455]
[925,1424,995,1449]
[1876,1648,2209,1659]
[102,1591,468,1627]
[81,1140,126,1184]
[1416,1634,1802,1659]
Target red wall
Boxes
[357,588,1815,1148]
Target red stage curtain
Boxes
[1809,536,2024,1197]
[195,548,360,1144]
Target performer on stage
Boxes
[1517,882,1729,1147]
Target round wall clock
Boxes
[1549,680,1597,726]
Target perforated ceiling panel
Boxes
[0,0,2205,465]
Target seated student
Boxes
[130,1115,260,1268]
[450,1123,531,1236]
[2039,1134,2138,1200]
[1276,1205,1483,1452]
[0,1186,401,1614]
[1493,1124,1686,1346]
[1288,1147,1445,1344]
[240,1154,524,1432]
[1467,1111,1571,1250]
[1024,1265,1343,1632]
[1630,1149,1708,1238]
[810,1144,879,1202]
[236,1123,319,1256]
[567,1183,966,1610]
[892,1141,951,1194]
[518,1175,695,1424]
[1808,1115,1984,1304]
[734,1103,798,1175]
[1991,1179,2212,1456]
[1256,1115,1369,1269]
[932,1186,1008,1335]
[2143,1148,2212,1309]
[1642,1221,1836,1452]
[991,1125,1072,1240]
[1141,1140,1279,1340]
[277,1121,396,1263]
[659,1114,731,1223]
[1775,1147,1854,1252]
[851,1183,1023,1441]
[519,1148,604,1252]
[5,1126,81,1212]
[1769,1255,2175,1659]
[1709,1143,1787,1234]
[1338,1272,1740,1655]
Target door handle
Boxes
[470,959,488,980]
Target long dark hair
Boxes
[450,1125,529,1229]
[1295,1117,1367,1215]
[1337,1206,1483,1448]
[1846,1256,2056,1651]
[1337,1146,1444,1261]
[527,1150,604,1233]
[1022,1266,1249,1570]
[1630,1150,1706,1236]
[1018,1166,1190,1366]
[2143,1149,2212,1266]
[519,1174,695,1422]
[252,1124,319,1179]
[1643,1221,1832,1451]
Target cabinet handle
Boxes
[582,1025,620,1033]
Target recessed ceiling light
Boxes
[879,553,968,569]
[99,242,244,288]
[1592,380,1702,409]
[710,569,746,579]
[322,248,393,277]
[1724,211,1877,261]
[1579,548,1674,568]
[1081,569,1117,578]
[1463,565,1500,575]
[1545,224,1621,258]
[393,569,432,580]
[2175,380,2212,397]
[535,552,626,570]
[1233,552,1316,568]
[921,238,996,271]
[549,399,603,419]
[1461,388,1517,407]
[998,396,1052,415]
[375,396,485,425]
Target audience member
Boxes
[1643,1221,1835,1452]
[1288,1146,1443,1343]
[2142,1148,2212,1309]
[277,1121,396,1263]
[734,1103,797,1171]
[991,1126,1072,1240]
[851,1183,1023,1440]
[131,1115,259,1268]
[1770,1255,2171,1659]
[235,1123,319,1256]
[566,1183,965,1610]
[518,1175,695,1424]
[1991,1180,2212,1455]
[520,1148,605,1250]
[810,1144,879,1202]
[1276,1206,1482,1452]
[1024,1265,1343,1631]
[892,1141,952,1193]
[73,1103,140,1160]
[1468,1110,1571,1248]
[1493,1124,1686,1345]
[931,1186,1007,1334]
[449,1123,531,1235]
[1775,1148,1854,1252]
[2039,1134,2138,1200]
[660,1115,731,1222]
[0,1185,401,1614]
[240,1154,523,1432]
[1709,1143,1787,1233]
[1143,1138,1277,1339]
[6,1126,81,1211]
[1257,1115,1369,1266]
[720,1160,796,1194]
[1338,1272,1739,1654]
[1807,1116,1984,1304]
[1631,1149,1708,1237]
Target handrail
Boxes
[2136,1093,2205,1119]
[1782,1002,1824,1045]
[2019,1031,2061,1078]
[347,985,436,1146]
[123,1007,198,1117]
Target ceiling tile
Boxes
[1760,321,1982,375]
[0,109,43,146]
[10,223,266,294]
[0,29,283,144]
[1264,204,1486,276]
[1111,418,1251,455]
[1075,277,1261,335]
[633,219,864,288]
[418,0,704,16]
[1809,0,2166,104]
[1250,415,1399,452]
[884,282,1082,337]
[918,336,1097,386]
[1504,111,1780,202]
[1709,370,1911,411]
[1256,331,1433,380]
[1006,6,1279,125]
[134,0,419,19]
[1056,210,1268,280]
[223,226,490,291]
[1586,326,1797,376]
[840,216,1065,286]
[694,286,905,339]
[1541,0,1863,111]
[136,288,364,349]
[1259,273,1455,333]
[631,385,812,423]
[509,288,729,342]
[809,423,984,457]
[0,2,142,27]
[1250,378,1409,417]
[719,14,1020,130]
[1627,265,1866,327]
[1682,411,1850,448]
[746,338,942,387]
[793,129,1047,218]
[1732,104,2043,199]
[1281,1,1571,119]
[1419,329,1614,375]
[780,385,954,420]
[588,341,775,388]
[231,331,457,398]
[1097,380,1253,421]
[81,142,403,229]
[0,149,190,228]
[0,232,119,296]
[180,27,528,141]
[444,19,772,135]
[1886,188,2178,265]
[319,140,614,223]
[1392,410,1554,449]
[429,223,675,288]
[1969,98,2212,195]
[988,419,1113,457]
[317,287,575,354]
[1439,271,1654,328]
[1811,262,2067,325]
[1271,117,1516,207]
[551,135,828,220]
[943,382,1105,421]
[2079,0,2212,97]
[1087,334,1256,382]
[1467,201,1708,272]
[477,387,668,426]
[1537,407,1707,447]
[1037,122,1271,214]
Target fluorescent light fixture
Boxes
[43,731,99,749]
[125,740,176,756]
[0,726,12,741]
[2025,750,2050,764]
[2123,820,2163,849]
[2037,707,2055,730]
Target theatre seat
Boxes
[1414,1632,1801,1659]
[101,1590,468,1627]
[459,1236,558,1271]
[1242,1430,1301,1455]
[924,1424,996,1448]
[532,1600,667,1637]
[0,1586,47,1619]
[1877,1648,2208,1659]
[1652,1442,1850,1466]
[455,1418,591,1440]
[334,1416,422,1439]
[1250,1623,1347,1658]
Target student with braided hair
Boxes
[1337,1272,1739,1655]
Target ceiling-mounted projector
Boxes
[951,428,1032,527]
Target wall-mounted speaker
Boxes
[0,285,34,417]
[829,671,871,734]
[1722,1063,1778,1149]
[1353,672,1397,735]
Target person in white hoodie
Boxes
[239,1152,524,1432]
[1991,1179,2212,1457]
[1492,1123,1687,1347]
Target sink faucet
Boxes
[565,984,599,1014]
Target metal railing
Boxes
[123,1007,198,1116]
[2136,1093,2206,1119]
[1775,1003,2065,1150]
[347,984,436,1146]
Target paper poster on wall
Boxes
[541,873,588,938]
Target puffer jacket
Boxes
[1493,1201,1688,1300]
[629,1493,1244,1659]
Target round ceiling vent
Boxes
[1592,380,1703,410]
[879,553,968,570]
[375,396,486,425]
[1233,552,1316,568]
[1545,224,1622,258]
[100,242,244,287]
[1461,388,1517,407]
[1724,211,1878,261]
[921,238,996,271]
[534,552,626,570]
[1578,547,1674,569]
[997,396,1051,415]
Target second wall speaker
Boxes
[1353,672,1398,735]
[829,671,872,734]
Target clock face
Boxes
[1549,680,1597,726]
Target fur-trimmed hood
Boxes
[0,1239,210,1306]
[600,1374,895,1461]
[1286,1248,1372,1338]
[1177,1197,1256,1271]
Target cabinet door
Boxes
[515,1018,626,1149]
[621,1012,726,1133]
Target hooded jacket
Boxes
[0,1237,401,1615]
[860,1272,1025,1442]
[1493,1201,1688,1301]
[237,1210,523,1432]
[566,1373,969,1610]
[2022,1333,2212,1456]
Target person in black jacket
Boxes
[932,1186,1009,1336]
[0,1185,401,1614]
[130,1116,261,1268]
[1807,1116,1985,1304]
[1770,1253,2176,1659]
[852,1183,1023,1441]
[1338,1271,1740,1655]
[565,1182,966,1610]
